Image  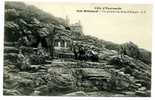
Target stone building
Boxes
[52,19,83,58]
[54,30,71,50]
[53,27,74,58]
[70,20,83,39]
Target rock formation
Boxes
[4,2,151,97]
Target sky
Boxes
[6,0,153,51]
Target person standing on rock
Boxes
[87,46,99,62]
[17,49,25,70]
[22,53,31,70]
[17,49,31,70]
[118,44,127,60]
[73,43,79,60]
[78,46,86,61]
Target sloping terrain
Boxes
[4,2,151,96]
[4,41,151,96]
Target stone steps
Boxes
[4,42,18,47]
[4,43,19,63]
[4,53,18,59]
[4,53,18,63]
[4,46,19,53]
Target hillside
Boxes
[4,2,151,96]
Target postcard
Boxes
[3,1,152,96]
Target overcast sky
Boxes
[6,0,153,51]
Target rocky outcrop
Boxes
[4,1,151,97]
[3,54,151,96]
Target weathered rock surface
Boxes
[3,41,151,96]
[3,54,151,96]
[4,2,151,97]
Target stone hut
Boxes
[53,27,74,58]
[51,20,84,59]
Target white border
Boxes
[0,0,4,97]
[0,0,155,100]
[3,0,155,4]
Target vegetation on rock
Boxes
[4,2,151,96]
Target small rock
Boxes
[64,91,87,96]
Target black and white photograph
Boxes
[3,0,153,97]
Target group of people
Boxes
[73,44,99,62]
